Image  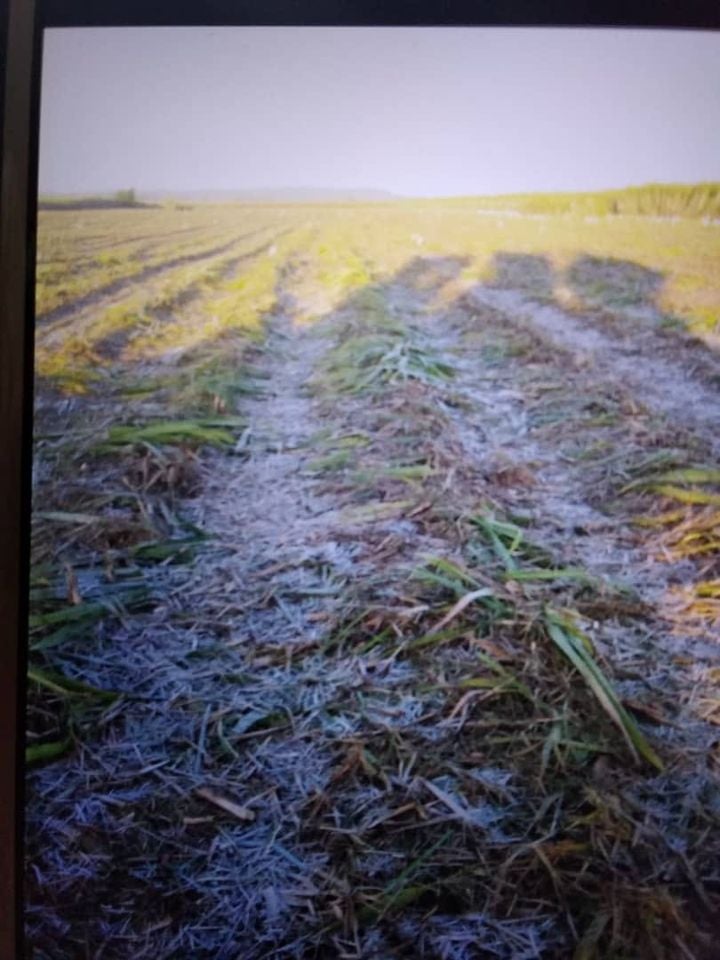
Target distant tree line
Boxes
[38,189,158,212]
[113,188,137,205]
[468,183,720,219]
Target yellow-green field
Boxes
[36,199,720,396]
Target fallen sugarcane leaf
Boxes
[505,566,598,584]
[621,698,671,726]
[650,484,720,507]
[413,555,486,595]
[25,736,72,766]
[632,508,686,528]
[340,499,414,524]
[408,625,470,651]
[35,511,103,525]
[544,608,664,770]
[621,467,720,494]
[420,778,482,826]
[195,786,255,822]
[27,666,119,701]
[98,417,244,450]
[426,587,496,635]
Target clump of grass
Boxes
[666,579,720,631]
[319,328,455,395]
[622,460,720,577]
[169,350,265,415]
[356,500,659,769]
[628,462,720,630]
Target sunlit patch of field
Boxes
[284,201,719,342]
[36,199,720,381]
[35,208,301,391]
[404,203,720,342]
[35,204,265,317]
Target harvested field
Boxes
[25,200,720,959]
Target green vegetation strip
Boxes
[98,416,244,449]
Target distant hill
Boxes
[38,187,399,209]
[38,193,157,212]
[141,187,401,204]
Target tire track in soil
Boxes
[469,285,720,457]
[27,275,436,959]
[25,313,326,957]
[185,316,356,651]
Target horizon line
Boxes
[38,179,720,202]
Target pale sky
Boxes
[38,26,720,197]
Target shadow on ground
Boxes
[566,254,665,310]
[488,250,667,315]
[391,254,472,295]
[487,252,555,299]
[486,250,714,347]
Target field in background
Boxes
[36,190,720,399]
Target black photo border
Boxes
[2,1,719,956]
